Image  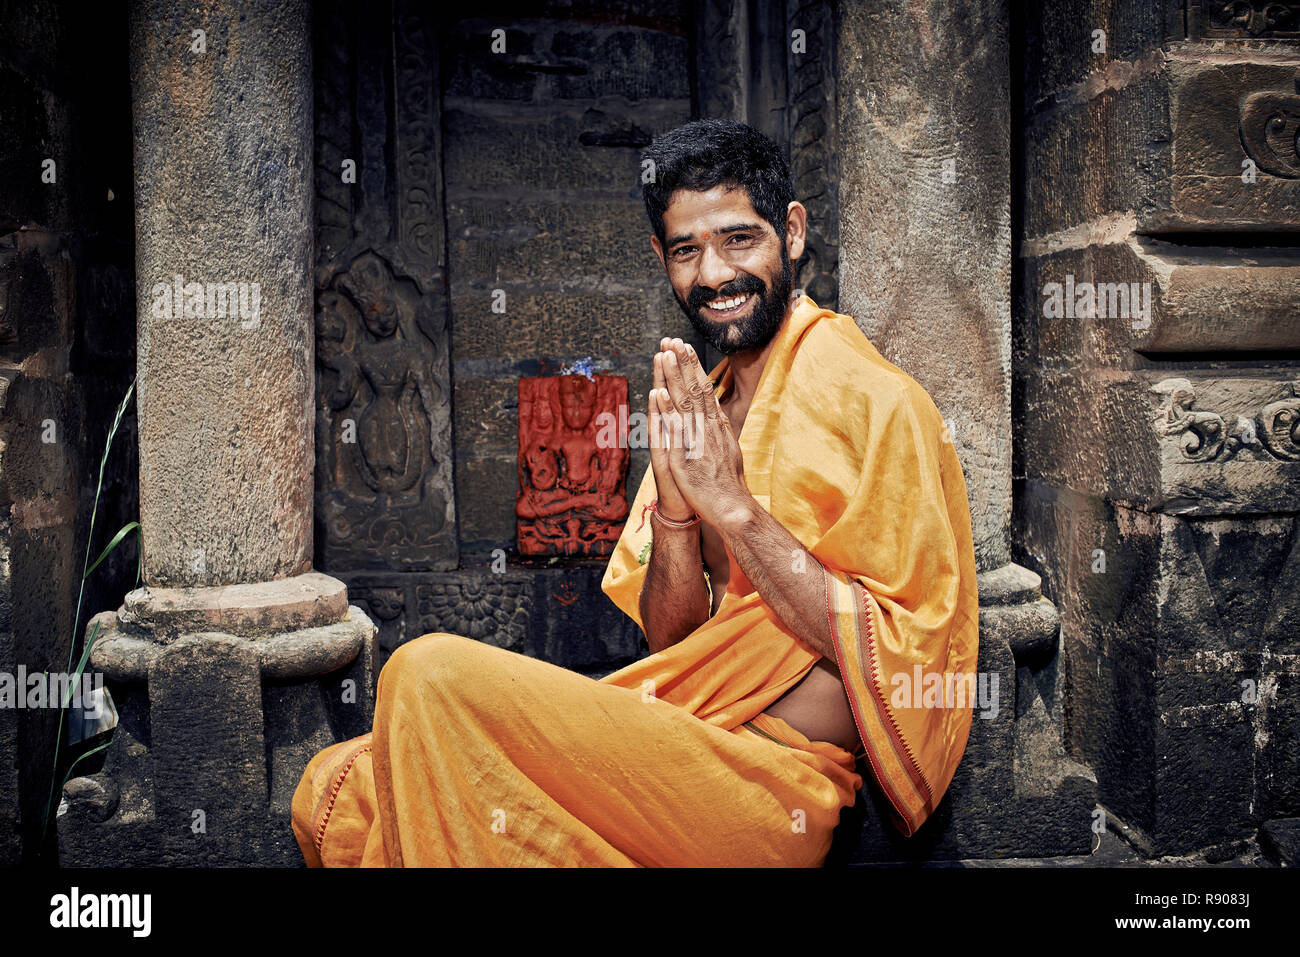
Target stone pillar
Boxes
[59,0,376,866]
[1015,0,1300,860]
[132,0,314,588]
[837,0,1012,573]
[835,0,1095,859]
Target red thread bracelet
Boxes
[635,497,698,531]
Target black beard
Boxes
[675,249,793,356]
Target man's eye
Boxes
[728,235,752,243]
[672,246,695,258]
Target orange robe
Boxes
[291,295,979,865]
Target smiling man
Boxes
[292,119,980,868]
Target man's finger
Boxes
[662,388,695,451]
[683,394,698,451]
[674,341,721,418]
[677,344,718,420]
[648,389,662,450]
[664,407,686,463]
[655,392,684,452]
[661,348,695,416]
[685,408,709,459]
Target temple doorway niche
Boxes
[311,0,838,673]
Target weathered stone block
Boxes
[0,65,70,234]
[1065,628,1158,833]
[529,564,643,668]
[1259,817,1300,866]
[1261,667,1300,819]
[1017,247,1095,370]
[1024,69,1172,239]
[455,452,523,548]
[149,636,267,830]
[1025,50,1300,237]
[1020,481,1298,855]
[443,105,686,194]
[446,198,664,281]
[0,238,69,362]
[1106,238,1300,360]
[1019,366,1300,514]
[452,376,522,459]
[1166,57,1300,230]
[1154,715,1256,850]
[1022,0,1177,108]
[449,290,677,365]
[552,27,689,100]
[443,22,542,101]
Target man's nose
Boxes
[697,243,736,292]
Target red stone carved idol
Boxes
[517,374,629,556]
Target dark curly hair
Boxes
[641,119,794,249]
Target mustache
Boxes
[687,275,766,311]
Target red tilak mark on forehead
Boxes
[701,231,711,241]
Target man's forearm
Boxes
[716,495,837,661]
[639,519,710,654]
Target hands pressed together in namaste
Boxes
[647,338,752,530]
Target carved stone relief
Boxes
[313,0,456,573]
[416,578,531,653]
[1240,70,1300,179]
[317,252,455,569]
[517,374,629,557]
[1152,378,1300,462]
[1191,0,1300,38]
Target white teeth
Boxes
[708,294,749,310]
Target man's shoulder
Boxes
[791,308,944,427]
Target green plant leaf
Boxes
[62,618,102,711]
[84,521,140,578]
[53,740,113,816]
[46,377,137,850]
[70,377,136,675]
[64,740,112,781]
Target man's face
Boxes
[651,185,800,356]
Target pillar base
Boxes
[57,572,376,866]
[968,563,1097,858]
[839,562,1097,861]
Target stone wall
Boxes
[0,0,137,862]
[314,0,698,675]
[1014,0,1300,855]
[441,3,694,557]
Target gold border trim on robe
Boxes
[311,740,373,861]
[824,568,935,837]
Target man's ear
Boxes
[650,233,666,270]
[784,201,808,262]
